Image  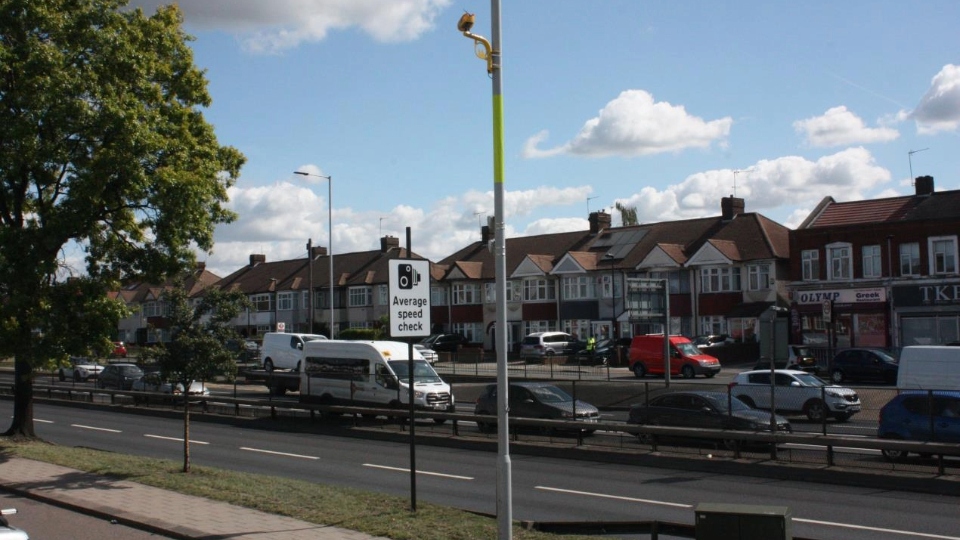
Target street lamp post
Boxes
[458,7,511,539]
[764,304,788,457]
[294,171,334,338]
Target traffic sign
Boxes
[388,260,431,337]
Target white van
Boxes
[260,332,327,371]
[897,345,960,390]
[299,340,454,413]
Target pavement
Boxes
[0,457,388,540]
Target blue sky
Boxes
[128,1,960,277]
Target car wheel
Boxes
[633,363,647,378]
[637,423,658,445]
[737,395,756,408]
[681,365,695,379]
[58,370,66,382]
[263,359,274,372]
[831,370,844,383]
[73,372,82,383]
[804,399,827,422]
[880,435,908,461]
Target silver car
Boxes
[729,369,861,422]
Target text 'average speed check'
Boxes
[388,260,431,337]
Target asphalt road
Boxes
[4,400,959,540]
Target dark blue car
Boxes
[878,391,960,460]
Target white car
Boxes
[0,509,28,540]
[729,369,861,422]
[131,373,210,397]
[58,356,103,382]
[413,344,439,364]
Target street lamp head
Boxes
[457,12,475,33]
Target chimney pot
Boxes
[915,175,934,196]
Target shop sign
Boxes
[795,287,885,305]
[892,282,960,307]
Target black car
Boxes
[474,382,600,433]
[628,391,791,449]
[830,348,899,384]
[97,363,145,390]
[420,333,469,353]
[573,338,616,365]
[692,334,733,348]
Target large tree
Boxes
[0,0,245,437]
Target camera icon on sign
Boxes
[398,264,421,290]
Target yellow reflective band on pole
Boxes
[492,94,505,185]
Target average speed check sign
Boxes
[388,259,431,337]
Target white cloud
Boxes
[129,0,451,53]
[793,106,899,147]
[911,64,960,134]
[523,90,732,158]
[615,147,891,223]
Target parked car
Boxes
[413,343,439,364]
[729,369,861,422]
[419,333,469,353]
[519,331,577,361]
[58,356,103,382]
[0,508,28,540]
[111,341,128,358]
[878,391,960,460]
[131,373,210,397]
[692,334,734,348]
[830,348,899,384]
[752,345,819,373]
[573,338,615,365]
[628,391,791,449]
[474,382,600,433]
[629,335,721,379]
[97,363,144,390]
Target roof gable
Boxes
[637,244,684,269]
[686,240,735,266]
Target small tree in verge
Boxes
[154,284,249,472]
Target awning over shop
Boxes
[725,302,773,318]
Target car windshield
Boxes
[676,342,701,356]
[388,360,442,383]
[701,393,752,412]
[420,334,440,345]
[527,385,572,403]
[872,350,898,363]
[120,366,142,375]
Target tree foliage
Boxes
[615,201,639,227]
[0,0,245,437]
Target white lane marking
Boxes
[35,419,54,424]
[538,486,960,538]
[144,434,209,445]
[239,447,319,460]
[535,486,691,508]
[363,463,474,481]
[71,424,121,433]
[795,518,960,539]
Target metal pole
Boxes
[490,3,511,537]
[406,227,417,511]
[328,176,334,338]
[307,239,313,332]
[663,279,670,387]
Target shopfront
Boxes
[892,280,960,346]
[790,287,889,348]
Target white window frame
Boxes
[452,283,480,305]
[562,276,594,300]
[862,245,882,278]
[277,292,294,311]
[523,278,556,301]
[378,284,389,305]
[700,267,741,293]
[929,236,958,275]
[524,320,557,335]
[900,242,921,276]
[431,286,448,306]
[700,316,726,335]
[801,250,819,281]
[348,286,372,307]
[485,282,496,303]
[826,242,852,281]
[250,294,271,312]
[302,291,310,312]
[452,322,482,342]
[747,264,771,291]
[142,301,160,317]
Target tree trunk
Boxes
[4,357,36,438]
[182,395,191,473]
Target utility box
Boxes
[695,503,792,540]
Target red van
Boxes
[628,335,721,379]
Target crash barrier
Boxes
[16,383,960,478]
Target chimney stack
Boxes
[310,246,328,258]
[915,175,934,196]
[380,235,400,253]
[481,225,491,244]
[721,196,745,221]
[589,211,612,234]
[249,254,266,266]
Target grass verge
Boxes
[0,438,593,540]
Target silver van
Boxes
[260,332,327,371]
[519,331,576,361]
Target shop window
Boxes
[862,245,882,278]
[929,236,958,275]
[802,250,819,281]
[900,243,920,276]
[826,243,852,281]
